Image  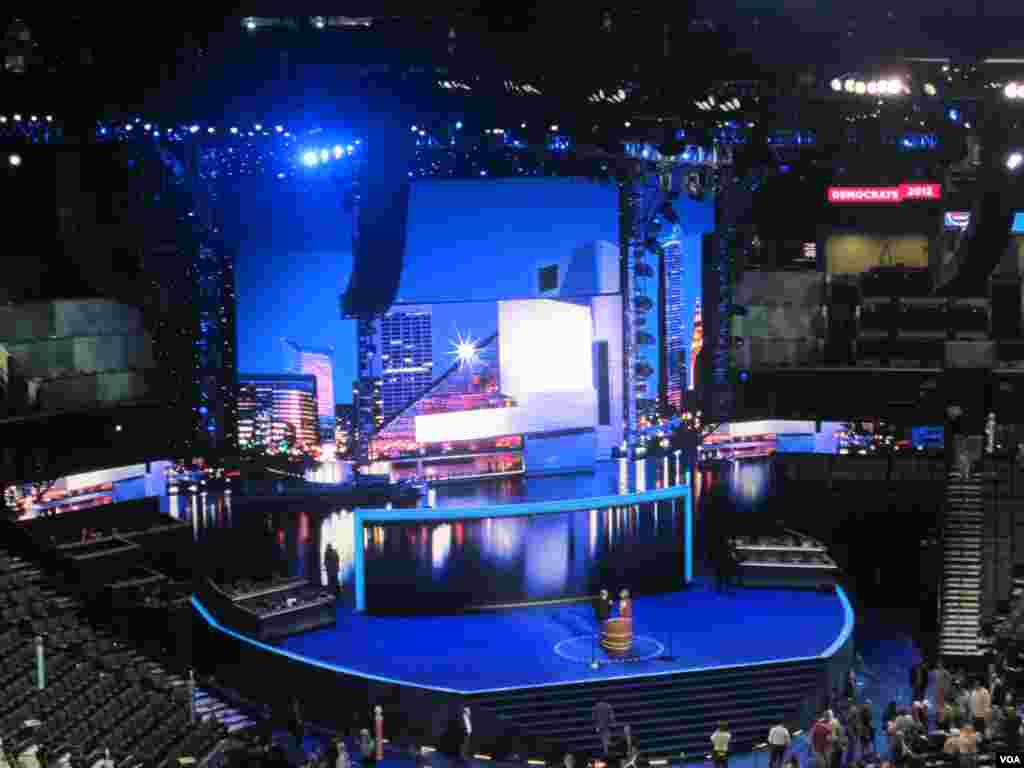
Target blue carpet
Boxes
[273,583,850,693]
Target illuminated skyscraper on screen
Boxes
[661,236,686,413]
[377,305,434,438]
[283,340,336,447]
[690,299,703,391]
[237,373,319,452]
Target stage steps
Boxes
[938,472,984,658]
[470,658,825,759]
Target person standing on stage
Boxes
[593,701,616,756]
[619,590,633,619]
[460,706,473,763]
[594,589,612,625]
[324,543,341,596]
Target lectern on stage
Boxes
[601,617,634,657]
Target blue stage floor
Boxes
[271,583,852,693]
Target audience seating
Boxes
[0,548,228,768]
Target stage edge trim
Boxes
[190,584,853,696]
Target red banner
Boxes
[827,183,942,204]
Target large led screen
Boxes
[362,499,688,614]
[398,179,620,304]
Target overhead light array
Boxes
[589,88,628,104]
[1005,82,1024,100]
[696,97,740,112]
[504,81,542,95]
[438,80,472,91]
[830,77,909,96]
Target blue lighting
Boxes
[302,151,319,167]
[455,121,463,130]
[277,172,286,179]
[189,125,199,134]
[333,145,343,159]
[275,125,284,133]
[480,170,487,176]
[346,145,354,153]
[143,124,151,131]
[125,124,133,131]
[949,108,960,122]
[319,148,329,162]
[411,125,418,132]
[230,127,239,134]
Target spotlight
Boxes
[312,16,326,29]
[189,125,199,134]
[230,127,238,134]
[867,81,878,95]
[1008,152,1023,171]
[334,145,343,158]
[855,81,866,95]
[144,123,152,130]
[1006,82,1020,99]
[254,124,262,131]
[207,127,215,134]
[319,148,329,162]
[830,78,842,92]
[624,121,632,127]
[276,125,284,132]
[245,17,256,31]
[924,83,937,96]
[8,153,22,167]
[411,125,418,132]
[887,79,902,94]
[45,115,52,122]
[550,124,559,131]
[302,151,319,167]
[948,108,960,122]
[13,114,21,121]
[455,121,463,129]
[844,79,855,93]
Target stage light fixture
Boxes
[312,16,326,29]
[275,125,284,132]
[831,78,842,92]
[334,145,343,158]
[8,154,22,167]
[13,114,21,121]
[887,79,903,94]
[254,124,262,131]
[455,121,463,129]
[320,149,329,162]
[1008,152,1023,171]
[924,83,937,96]
[867,81,878,95]
[230,127,238,134]
[1007,82,1020,99]
[302,151,318,167]
[844,80,855,93]
[855,81,866,95]
[45,115,52,122]
[189,125,199,133]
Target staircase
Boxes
[162,673,259,734]
[939,472,985,658]
[472,659,825,760]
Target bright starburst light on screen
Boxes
[450,331,480,369]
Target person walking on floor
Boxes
[810,712,833,768]
[324,543,341,596]
[768,721,791,768]
[710,721,731,768]
[593,701,616,756]
[935,660,951,718]
[910,661,929,703]
[459,706,473,763]
[969,680,991,734]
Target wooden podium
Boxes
[601,617,634,657]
